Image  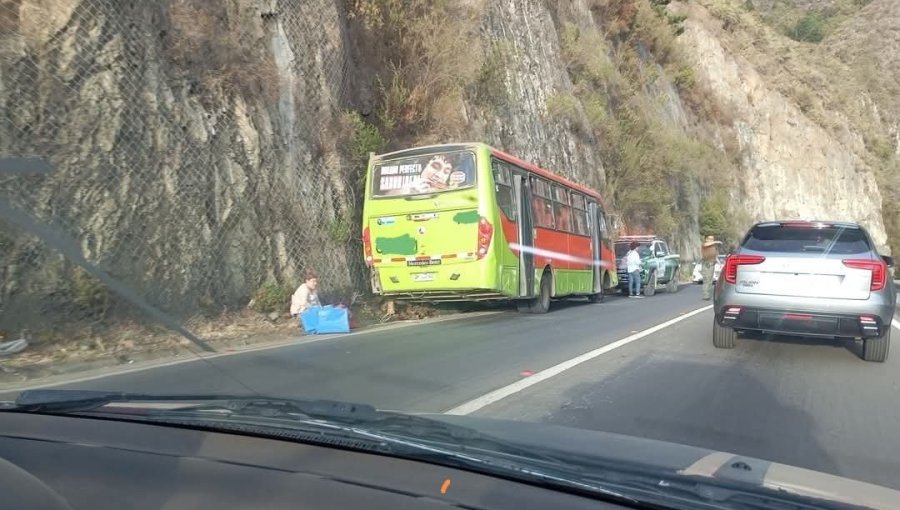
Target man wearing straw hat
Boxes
[701,235,722,301]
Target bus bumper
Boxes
[370,263,508,302]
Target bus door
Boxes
[588,201,603,294]
[513,173,535,297]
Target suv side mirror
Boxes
[882,255,894,268]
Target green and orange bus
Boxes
[361,143,617,313]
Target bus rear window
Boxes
[372,152,476,197]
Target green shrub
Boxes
[329,215,355,243]
[699,193,732,242]
[345,112,385,166]
[250,283,292,314]
[671,65,695,90]
[788,13,825,43]
[71,267,109,319]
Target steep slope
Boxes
[685,0,897,254]
[679,2,888,249]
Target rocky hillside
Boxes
[0,0,895,331]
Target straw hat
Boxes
[702,235,717,247]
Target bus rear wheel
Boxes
[589,273,609,303]
[527,272,551,314]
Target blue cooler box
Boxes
[300,306,350,334]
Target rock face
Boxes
[472,0,607,191]
[0,0,893,331]
[681,10,889,249]
[1,0,361,328]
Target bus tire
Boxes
[589,272,610,303]
[529,271,552,314]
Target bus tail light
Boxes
[363,227,373,266]
[723,254,765,284]
[477,217,493,259]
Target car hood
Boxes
[422,413,898,509]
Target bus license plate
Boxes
[413,273,435,282]
[407,259,441,267]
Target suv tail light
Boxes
[723,254,765,284]
[843,259,886,291]
[477,217,493,259]
[363,227,373,266]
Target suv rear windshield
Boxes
[372,151,476,197]
[743,225,871,254]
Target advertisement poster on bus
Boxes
[373,152,475,197]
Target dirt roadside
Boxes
[0,300,480,388]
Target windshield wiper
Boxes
[9,389,381,419]
[8,390,642,505]
[10,390,561,458]
[12,392,840,509]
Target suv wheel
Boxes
[713,317,736,349]
[862,328,890,362]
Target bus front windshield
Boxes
[372,151,476,197]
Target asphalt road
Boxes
[12,284,900,490]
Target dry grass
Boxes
[348,0,485,145]
[165,0,278,101]
[553,0,739,238]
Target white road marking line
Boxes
[893,319,900,331]
[444,305,714,416]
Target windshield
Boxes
[614,242,652,258]
[743,225,871,254]
[371,151,476,197]
[2,0,899,507]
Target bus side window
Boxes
[597,209,608,235]
[492,161,517,222]
[552,185,572,233]
[531,177,554,229]
[571,193,588,236]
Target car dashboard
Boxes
[0,412,628,510]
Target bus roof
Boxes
[488,147,603,202]
[372,143,477,161]
[372,142,607,205]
